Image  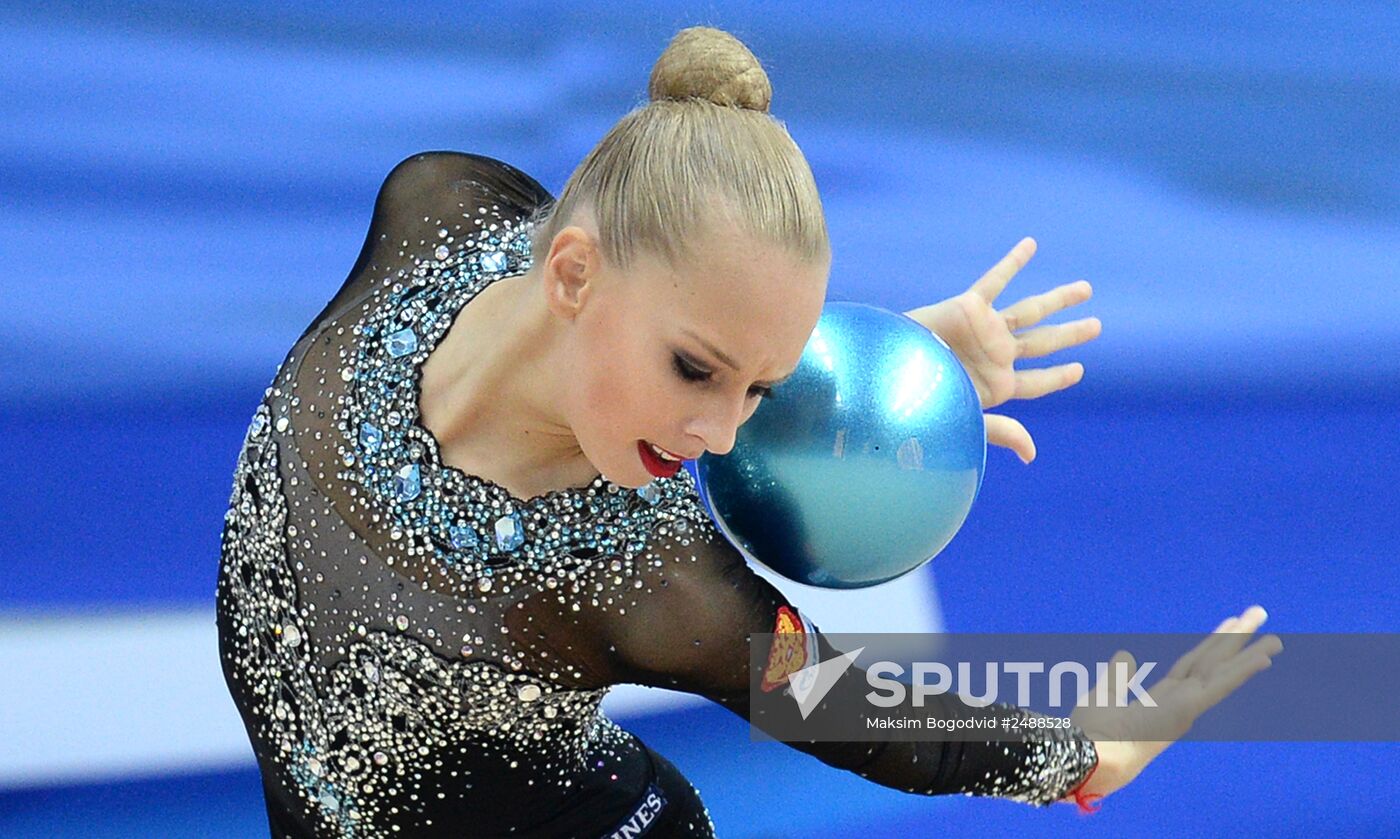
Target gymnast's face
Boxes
[543,217,827,488]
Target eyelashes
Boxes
[672,354,772,399]
[672,354,709,383]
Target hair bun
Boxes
[647,26,772,113]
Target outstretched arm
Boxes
[541,491,1101,807]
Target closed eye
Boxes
[672,353,710,383]
[672,354,771,399]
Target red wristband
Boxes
[1064,764,1104,815]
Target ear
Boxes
[541,226,599,320]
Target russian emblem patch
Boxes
[760,605,818,692]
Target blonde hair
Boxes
[527,26,830,274]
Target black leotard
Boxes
[215,151,1098,838]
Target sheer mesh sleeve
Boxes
[295,150,552,345]
[535,490,1099,807]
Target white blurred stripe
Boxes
[0,566,939,790]
[0,607,249,790]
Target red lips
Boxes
[637,440,683,479]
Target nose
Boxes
[685,394,749,457]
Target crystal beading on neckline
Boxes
[333,214,700,594]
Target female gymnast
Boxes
[216,25,1280,838]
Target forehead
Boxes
[656,225,818,303]
[640,230,826,369]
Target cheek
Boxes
[569,317,661,436]
[578,361,631,425]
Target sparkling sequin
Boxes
[480,250,508,273]
[394,463,421,501]
[493,510,524,552]
[359,423,383,454]
[385,328,418,358]
[449,524,479,550]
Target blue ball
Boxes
[695,302,986,588]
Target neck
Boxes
[422,270,600,499]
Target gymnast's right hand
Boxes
[1065,605,1282,803]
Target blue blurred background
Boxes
[2,1,1397,836]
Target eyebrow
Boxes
[680,328,796,388]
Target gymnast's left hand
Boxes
[902,237,1101,464]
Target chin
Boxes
[625,449,666,488]
[582,441,647,490]
[609,461,653,490]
